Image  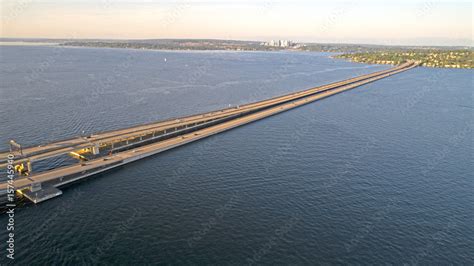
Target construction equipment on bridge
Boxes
[69,151,89,161]
[14,161,32,176]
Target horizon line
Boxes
[1,37,472,48]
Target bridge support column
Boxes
[27,161,33,174]
[30,182,41,192]
[92,145,100,155]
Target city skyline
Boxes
[0,0,472,46]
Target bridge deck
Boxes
[0,62,412,168]
[0,62,417,199]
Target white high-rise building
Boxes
[263,40,295,48]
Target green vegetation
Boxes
[337,50,473,69]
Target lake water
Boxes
[0,46,472,265]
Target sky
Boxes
[0,0,472,46]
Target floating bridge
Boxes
[0,62,418,203]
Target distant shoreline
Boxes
[2,39,471,69]
[0,41,59,46]
[336,51,473,69]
